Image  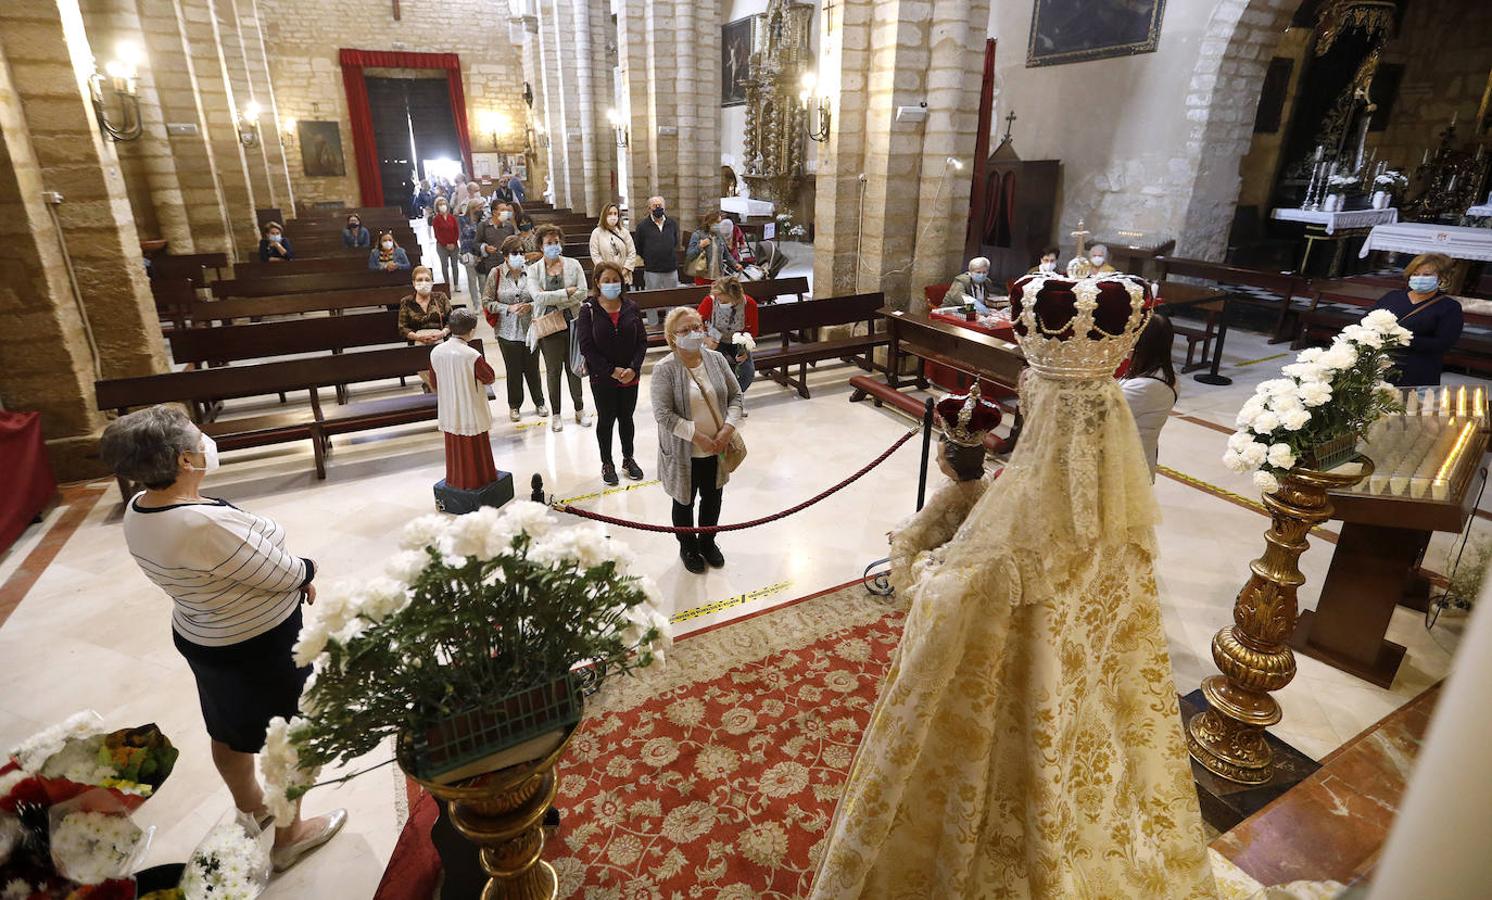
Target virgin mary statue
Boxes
[811,275,1216,898]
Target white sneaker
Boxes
[576,410,593,427]
[509,408,521,422]
[536,405,550,417]
[550,415,564,433]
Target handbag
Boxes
[567,315,588,378]
[684,245,711,279]
[532,308,567,340]
[686,364,746,474]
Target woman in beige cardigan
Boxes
[589,203,637,281]
[526,224,591,432]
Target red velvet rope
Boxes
[553,429,919,534]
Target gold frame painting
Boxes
[1026,0,1168,68]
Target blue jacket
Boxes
[369,247,411,271]
[342,226,370,248]
[459,214,484,255]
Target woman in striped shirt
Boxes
[101,405,345,872]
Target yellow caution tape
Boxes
[670,580,795,624]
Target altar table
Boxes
[1272,207,1399,277]
[1358,222,1492,262]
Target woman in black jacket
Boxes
[576,261,648,485]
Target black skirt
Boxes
[173,607,311,754]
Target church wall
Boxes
[1236,26,1311,215]
[255,0,528,208]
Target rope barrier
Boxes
[552,428,919,534]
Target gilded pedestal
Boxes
[1186,460,1371,784]
[398,726,576,900]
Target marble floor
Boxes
[0,245,1477,896]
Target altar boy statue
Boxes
[429,308,513,512]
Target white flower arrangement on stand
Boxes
[263,501,672,808]
[179,812,273,900]
[1223,309,1411,493]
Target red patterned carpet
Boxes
[374,582,904,899]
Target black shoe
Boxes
[621,458,644,480]
[700,541,725,569]
[680,545,706,574]
[601,462,619,486]
[542,807,561,831]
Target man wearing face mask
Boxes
[634,195,682,292]
[1088,244,1117,275]
[102,405,347,874]
[1027,247,1060,275]
[941,257,1000,314]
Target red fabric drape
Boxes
[966,39,997,259]
[338,49,475,207]
[0,412,58,554]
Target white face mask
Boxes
[382,240,394,250]
[1090,255,1106,266]
[675,329,706,352]
[716,221,734,237]
[187,434,220,474]
[499,211,512,222]
[1039,261,1055,273]
[508,253,526,269]
[607,214,620,226]
[415,280,432,294]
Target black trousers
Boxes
[591,378,639,465]
[671,454,723,550]
[496,337,545,410]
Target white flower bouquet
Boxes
[263,502,671,810]
[1374,170,1407,187]
[178,812,272,900]
[1,713,179,815]
[1327,172,1359,188]
[48,808,152,886]
[732,332,757,353]
[1223,309,1411,493]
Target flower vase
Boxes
[1303,432,1359,472]
[1372,190,1391,210]
[1324,193,1344,213]
[1186,457,1373,784]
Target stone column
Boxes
[238,0,294,213]
[135,0,234,255]
[211,0,273,212]
[79,0,195,254]
[616,1,653,210]
[568,0,601,216]
[179,0,260,259]
[519,32,548,202]
[0,0,169,477]
[551,0,588,215]
[535,0,569,207]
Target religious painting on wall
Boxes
[1026,0,1167,68]
[722,16,753,107]
[298,120,346,177]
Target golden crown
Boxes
[1010,273,1151,380]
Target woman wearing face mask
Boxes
[259,222,293,263]
[1027,246,1060,275]
[399,266,452,392]
[589,203,638,283]
[512,203,539,256]
[941,257,998,314]
[369,232,412,272]
[101,405,346,873]
[459,201,487,298]
[1371,252,1463,386]
[652,307,743,573]
[483,235,548,422]
[577,262,648,485]
[526,224,591,432]
[685,211,743,286]
[429,198,460,294]
[698,276,759,394]
[341,214,371,249]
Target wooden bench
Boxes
[630,277,812,347]
[232,256,395,278]
[190,282,449,325]
[846,374,1004,453]
[210,269,418,299]
[1155,256,1308,343]
[271,243,425,264]
[151,252,229,287]
[151,277,196,332]
[1296,283,1492,378]
[96,341,489,493]
[753,292,889,398]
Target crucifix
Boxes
[1002,110,1017,143]
[823,0,837,33]
[1070,219,1090,257]
[391,0,401,21]
[1067,219,1093,278]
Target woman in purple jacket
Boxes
[576,261,649,485]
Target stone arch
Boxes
[1177,0,1308,258]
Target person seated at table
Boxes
[941,257,1000,313]
[369,232,412,272]
[1120,313,1178,481]
[1371,252,1463,386]
[259,221,292,263]
[341,214,370,249]
[1027,246,1060,275]
[1088,243,1117,274]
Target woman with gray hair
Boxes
[941,257,999,313]
[99,405,346,872]
[651,306,743,574]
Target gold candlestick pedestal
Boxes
[398,726,577,900]
[1186,459,1372,784]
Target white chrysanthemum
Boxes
[1221,450,1250,473]
[1376,381,1400,402]
[1267,443,1296,469]
[527,522,625,570]
[1253,470,1281,494]
[329,616,368,647]
[1227,431,1255,452]
[1239,441,1268,468]
[443,506,503,559]
[1297,347,1325,363]
[1389,324,1412,345]
[50,810,143,884]
[1268,391,1305,414]
[732,332,757,351]
[1281,362,1326,383]
[385,549,429,584]
[260,717,315,826]
[293,580,360,666]
[1298,380,1333,407]
[181,820,271,900]
[1258,378,1297,397]
[291,615,331,668]
[9,711,105,773]
[356,577,411,623]
[38,736,112,786]
[1236,396,1266,428]
[399,514,450,550]
[1279,407,1312,431]
[1320,343,1358,371]
[1362,309,1399,332]
[1250,410,1281,435]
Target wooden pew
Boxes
[846,374,1005,453]
[151,277,196,332]
[211,269,418,299]
[96,341,489,492]
[629,277,812,347]
[170,311,403,368]
[272,242,424,264]
[151,252,229,287]
[1296,282,1492,378]
[1154,256,1308,343]
[232,256,393,278]
[753,293,889,398]
[191,282,449,325]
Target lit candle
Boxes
[1475,386,1486,420]
[1423,148,1430,166]
[1436,387,1450,416]
[1315,145,1324,162]
[1406,389,1420,416]
[1458,385,1468,417]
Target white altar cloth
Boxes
[720,196,774,218]
[1358,223,1492,262]
[1270,206,1399,235]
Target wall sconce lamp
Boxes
[481,111,511,149]
[798,71,830,143]
[89,42,144,142]
[606,107,629,149]
[280,118,296,146]
[237,101,261,148]
[533,120,550,148]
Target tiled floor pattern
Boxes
[0,240,1480,896]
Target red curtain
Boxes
[338,49,475,208]
[966,39,997,260]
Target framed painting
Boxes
[1026,0,1167,68]
[722,16,753,107]
[298,120,346,177]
